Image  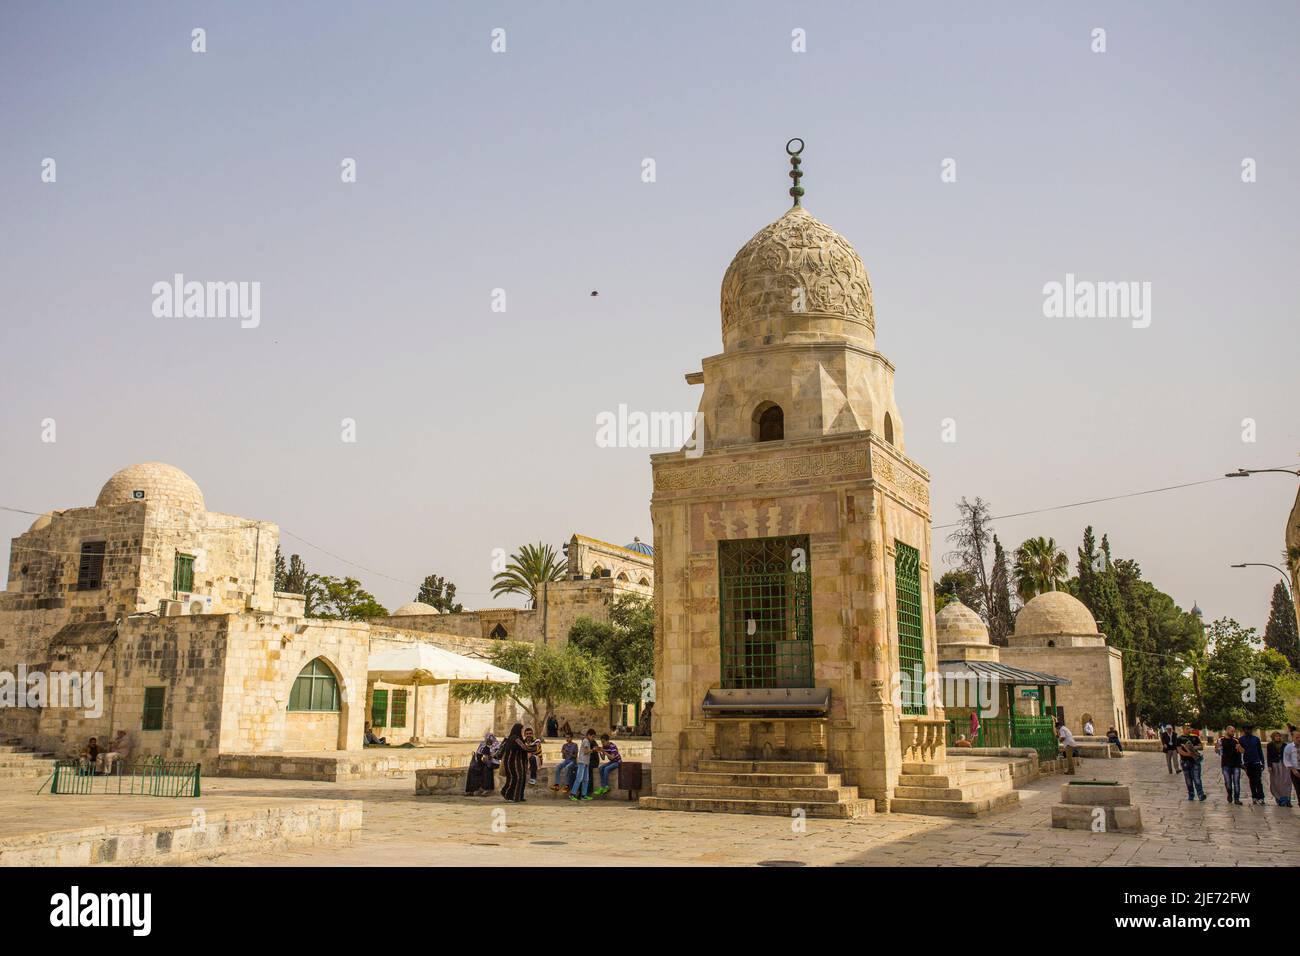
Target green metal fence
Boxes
[946,712,1059,761]
[46,758,201,797]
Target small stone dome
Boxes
[97,462,205,512]
[391,601,440,616]
[624,537,654,556]
[936,599,990,645]
[719,205,875,351]
[27,510,62,533]
[1014,590,1098,637]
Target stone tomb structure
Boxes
[644,148,958,816]
[1000,590,1128,736]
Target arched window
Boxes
[616,572,630,582]
[638,577,650,587]
[288,658,340,712]
[590,566,604,580]
[883,412,894,445]
[753,403,784,442]
[489,623,508,639]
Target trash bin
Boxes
[617,761,644,799]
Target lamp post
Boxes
[1229,562,1293,596]
[1224,467,1300,479]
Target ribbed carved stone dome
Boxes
[1014,590,1099,637]
[719,205,874,351]
[97,462,205,512]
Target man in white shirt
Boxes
[1285,729,1300,798]
[1059,723,1078,775]
[1083,719,1095,737]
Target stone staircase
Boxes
[890,756,1021,816]
[640,759,874,818]
[0,740,59,781]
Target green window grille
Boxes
[370,688,389,726]
[718,535,813,689]
[390,689,408,729]
[173,553,195,593]
[142,686,166,731]
[288,658,340,712]
[76,541,106,590]
[894,541,927,715]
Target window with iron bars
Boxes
[718,535,813,689]
[894,541,927,715]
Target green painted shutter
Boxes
[894,542,927,715]
[390,690,408,729]
[173,553,195,592]
[142,687,166,730]
[371,689,389,727]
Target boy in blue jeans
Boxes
[569,729,596,801]
[551,732,578,792]
[595,734,622,795]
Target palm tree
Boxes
[1013,537,1069,602]
[491,542,567,607]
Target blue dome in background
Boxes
[624,536,654,556]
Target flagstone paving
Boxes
[7,751,1296,866]
[188,750,1300,867]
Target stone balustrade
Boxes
[899,716,947,763]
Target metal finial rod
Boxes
[786,138,805,207]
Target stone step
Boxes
[0,766,54,778]
[901,760,971,776]
[677,771,842,789]
[898,768,1006,789]
[0,751,55,762]
[890,790,1021,817]
[697,759,827,775]
[641,795,873,819]
[655,783,860,803]
[893,778,1012,802]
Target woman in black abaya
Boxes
[498,723,529,802]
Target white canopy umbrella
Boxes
[366,644,519,743]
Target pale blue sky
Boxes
[1,1,1296,629]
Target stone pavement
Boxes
[186,750,1300,867]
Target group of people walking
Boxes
[1160,723,1300,806]
[463,724,623,803]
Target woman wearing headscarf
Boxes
[465,732,498,796]
[1266,730,1292,807]
[498,722,529,802]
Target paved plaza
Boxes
[169,750,1297,867]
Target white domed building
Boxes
[645,144,948,816]
[1002,590,1128,735]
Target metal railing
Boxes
[947,712,1059,761]
[45,758,201,797]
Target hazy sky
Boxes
[2,2,1296,631]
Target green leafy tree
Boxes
[273,547,287,592]
[1013,536,1069,601]
[452,641,608,733]
[567,594,653,704]
[987,536,1015,644]
[934,569,982,616]
[490,542,567,607]
[416,574,464,614]
[1263,581,1300,672]
[1201,618,1288,729]
[311,575,388,621]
